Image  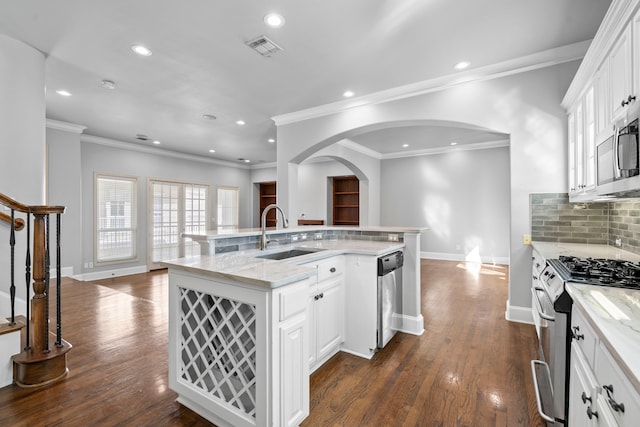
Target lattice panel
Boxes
[179,288,257,417]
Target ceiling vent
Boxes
[245,35,283,57]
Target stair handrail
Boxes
[0,191,68,376]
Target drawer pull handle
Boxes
[572,326,584,341]
[330,267,336,273]
[587,407,598,419]
[603,385,625,413]
[581,392,592,404]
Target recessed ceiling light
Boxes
[153,140,161,145]
[264,13,285,28]
[101,79,117,90]
[244,159,251,163]
[450,142,458,146]
[131,44,152,56]
[209,149,216,153]
[343,90,355,98]
[402,144,409,148]
[202,114,217,120]
[454,61,470,70]
[236,120,245,125]
[56,90,72,97]
[268,138,275,143]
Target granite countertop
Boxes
[566,283,640,394]
[531,241,640,262]
[184,225,428,240]
[162,239,405,288]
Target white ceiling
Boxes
[0,0,611,165]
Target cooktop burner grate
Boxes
[558,255,640,289]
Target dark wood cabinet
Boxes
[259,181,277,227]
[332,176,359,226]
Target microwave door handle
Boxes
[614,126,622,179]
[533,287,555,321]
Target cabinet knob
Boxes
[572,326,584,341]
[622,99,629,107]
[629,94,636,103]
[330,267,336,273]
[581,392,592,404]
[587,406,598,419]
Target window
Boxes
[217,186,239,230]
[95,174,137,263]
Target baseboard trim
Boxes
[393,313,425,336]
[505,301,534,324]
[50,266,74,278]
[421,252,510,265]
[73,265,147,282]
[0,291,27,317]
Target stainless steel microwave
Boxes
[596,108,640,196]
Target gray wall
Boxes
[380,146,511,263]
[72,140,252,276]
[47,128,83,276]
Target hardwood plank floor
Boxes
[0,259,545,426]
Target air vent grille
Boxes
[245,35,283,57]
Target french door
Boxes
[148,180,209,270]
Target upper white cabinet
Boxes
[563,2,640,201]
[609,26,635,121]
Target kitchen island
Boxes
[163,226,425,427]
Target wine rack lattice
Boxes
[179,287,257,417]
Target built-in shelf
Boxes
[259,181,277,227]
[332,176,359,226]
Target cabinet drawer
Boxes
[571,308,598,369]
[278,279,310,322]
[316,256,345,282]
[594,342,640,426]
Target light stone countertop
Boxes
[566,283,640,394]
[162,239,405,288]
[531,241,640,262]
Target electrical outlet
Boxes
[522,234,532,245]
[88,262,94,269]
[291,234,299,242]
[388,234,399,242]
[314,232,323,240]
[84,262,89,269]
[300,233,308,241]
[615,238,622,247]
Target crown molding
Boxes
[563,0,639,108]
[250,161,277,170]
[382,139,510,159]
[336,140,383,159]
[273,41,591,126]
[80,134,250,169]
[46,118,87,133]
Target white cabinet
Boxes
[531,249,546,339]
[304,255,345,372]
[569,85,598,199]
[568,305,640,427]
[610,26,635,120]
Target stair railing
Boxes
[0,193,65,353]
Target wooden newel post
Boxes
[31,213,48,354]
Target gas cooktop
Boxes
[555,255,640,289]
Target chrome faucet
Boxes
[260,204,289,250]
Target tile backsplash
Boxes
[530,193,640,255]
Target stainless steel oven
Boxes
[531,262,572,426]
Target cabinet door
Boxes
[610,26,633,120]
[568,109,577,194]
[316,278,344,361]
[583,86,597,190]
[569,343,598,427]
[595,59,611,140]
[280,315,309,427]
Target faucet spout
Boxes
[260,204,289,250]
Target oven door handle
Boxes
[533,287,555,321]
[531,360,556,423]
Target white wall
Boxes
[70,139,253,276]
[297,159,352,222]
[275,61,577,320]
[47,127,83,276]
[380,146,511,263]
[0,35,45,309]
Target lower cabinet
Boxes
[305,256,345,372]
[568,306,640,427]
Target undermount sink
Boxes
[255,248,324,260]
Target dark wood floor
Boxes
[0,259,545,427]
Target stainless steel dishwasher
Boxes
[377,250,403,348]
